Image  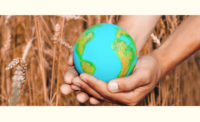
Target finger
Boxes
[80,73,115,99]
[108,70,148,93]
[89,97,100,105]
[68,53,74,66]
[72,76,105,100]
[80,73,140,105]
[125,86,153,106]
[60,84,74,95]
[64,67,78,84]
[76,92,89,103]
[71,85,81,91]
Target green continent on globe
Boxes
[112,28,137,77]
[76,31,96,74]
[81,60,96,74]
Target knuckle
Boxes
[119,82,131,91]
[140,71,151,83]
[101,92,110,98]
[100,91,113,100]
[71,76,77,83]
[95,95,105,101]
[72,76,80,85]
[144,80,151,84]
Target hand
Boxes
[60,52,101,105]
[60,33,150,105]
[60,15,161,105]
[76,15,200,105]
[75,54,162,105]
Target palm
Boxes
[74,54,162,105]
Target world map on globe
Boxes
[73,23,137,82]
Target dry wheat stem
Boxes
[7,37,32,105]
[22,38,34,60]
[151,33,161,46]
[50,43,56,102]
[108,15,113,23]
[9,59,27,105]
[5,58,20,70]
[65,15,87,22]
[59,39,72,49]
[4,15,13,24]
[34,16,48,103]
[1,27,11,57]
[56,17,65,105]
[9,38,33,105]
[50,23,60,102]
[6,38,34,70]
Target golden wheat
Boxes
[0,15,199,106]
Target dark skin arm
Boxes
[118,15,161,54]
[153,16,200,77]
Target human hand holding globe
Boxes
[60,15,200,105]
[61,50,162,105]
[60,23,162,105]
[78,54,162,105]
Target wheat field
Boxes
[0,15,199,106]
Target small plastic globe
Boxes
[73,23,137,83]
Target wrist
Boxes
[151,49,167,79]
[117,15,161,54]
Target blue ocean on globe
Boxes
[73,23,137,83]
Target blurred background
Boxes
[0,15,199,106]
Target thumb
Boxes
[107,71,145,93]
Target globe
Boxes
[73,23,137,83]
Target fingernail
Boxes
[67,67,78,75]
[64,74,71,84]
[60,85,73,95]
[108,82,118,92]
[77,93,88,103]
[60,85,67,93]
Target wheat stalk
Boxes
[65,15,87,22]
[108,15,113,23]
[34,16,48,103]
[55,17,65,105]
[10,60,27,105]
[1,26,11,57]
[1,15,199,106]
[7,38,33,105]
[151,33,161,46]
[4,15,13,24]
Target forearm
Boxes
[117,15,161,53]
[153,16,200,77]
